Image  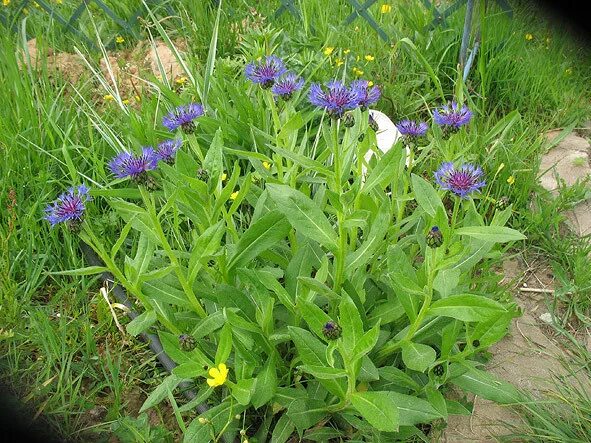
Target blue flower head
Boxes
[350,80,380,110]
[433,101,472,130]
[308,80,361,119]
[396,119,429,138]
[434,162,486,198]
[45,185,91,230]
[245,55,287,88]
[271,72,304,100]
[156,139,182,164]
[163,103,204,133]
[108,148,159,184]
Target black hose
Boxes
[80,242,206,412]
[81,242,241,442]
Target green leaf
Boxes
[350,391,399,432]
[109,200,159,244]
[298,301,332,341]
[288,327,346,399]
[230,378,255,405]
[389,391,442,426]
[451,366,522,404]
[362,143,403,194]
[172,362,206,379]
[428,294,507,322]
[142,279,191,307]
[188,221,225,283]
[126,310,157,337]
[215,323,233,364]
[298,365,347,379]
[411,173,445,218]
[339,295,364,355]
[251,358,277,409]
[184,400,246,443]
[401,342,436,373]
[228,211,291,271]
[345,200,390,272]
[203,128,224,184]
[139,374,182,413]
[271,414,296,443]
[50,266,107,276]
[267,184,338,252]
[433,268,460,298]
[286,399,327,434]
[454,226,526,243]
[191,310,226,339]
[471,310,516,347]
[351,323,380,360]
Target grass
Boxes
[1,0,591,440]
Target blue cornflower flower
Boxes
[434,162,486,198]
[396,119,429,138]
[162,103,204,133]
[350,80,380,109]
[309,80,361,119]
[45,185,91,230]
[271,73,304,100]
[108,148,159,184]
[245,55,287,88]
[156,139,182,164]
[433,101,473,130]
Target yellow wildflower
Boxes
[565,68,572,75]
[134,95,141,102]
[3,0,10,6]
[343,48,351,54]
[367,81,374,87]
[122,99,130,105]
[262,161,271,170]
[56,0,63,4]
[525,33,533,41]
[364,54,375,62]
[206,363,229,387]
[115,36,125,44]
[335,58,344,67]
[323,47,334,56]
[230,191,239,201]
[507,175,515,185]
[103,94,114,101]
[221,172,227,181]
[175,76,188,85]
[380,4,392,13]
[352,67,364,77]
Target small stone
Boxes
[539,312,553,324]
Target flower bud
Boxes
[322,321,342,340]
[495,196,510,210]
[433,364,445,377]
[343,112,355,128]
[198,417,210,424]
[368,114,379,133]
[426,226,443,248]
[196,168,209,182]
[179,334,196,352]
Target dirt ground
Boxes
[439,254,583,442]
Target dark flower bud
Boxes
[472,339,480,348]
[426,226,443,248]
[433,364,445,377]
[368,115,379,133]
[495,196,510,210]
[197,168,209,182]
[179,334,196,352]
[358,133,365,142]
[322,321,342,340]
[343,112,355,128]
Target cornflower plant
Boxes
[59,51,527,442]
